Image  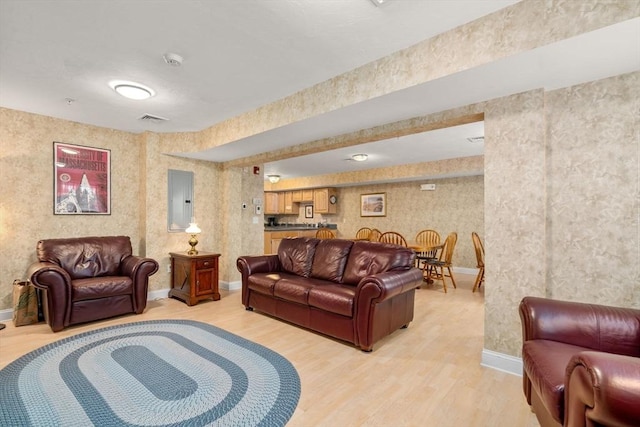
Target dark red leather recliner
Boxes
[519,296,640,427]
[27,236,158,332]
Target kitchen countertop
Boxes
[264,224,337,231]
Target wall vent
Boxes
[138,114,169,123]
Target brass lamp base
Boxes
[187,234,199,255]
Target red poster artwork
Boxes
[53,142,111,214]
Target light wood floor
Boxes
[0,274,539,427]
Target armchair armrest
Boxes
[519,296,640,355]
[121,256,158,313]
[27,261,72,332]
[565,351,640,427]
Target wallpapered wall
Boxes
[0,2,637,362]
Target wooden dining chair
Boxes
[368,228,382,242]
[414,229,441,273]
[378,231,408,247]
[424,232,457,293]
[471,232,485,292]
[315,228,336,239]
[355,227,372,240]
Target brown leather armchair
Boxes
[519,296,640,427]
[27,236,158,332]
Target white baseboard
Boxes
[0,308,11,322]
[481,349,522,376]
[220,280,241,291]
[147,288,170,301]
[453,267,479,275]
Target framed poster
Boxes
[305,205,313,219]
[360,193,386,217]
[53,142,111,215]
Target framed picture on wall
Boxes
[53,142,111,215]
[360,193,386,217]
[305,205,313,218]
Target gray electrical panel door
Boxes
[168,169,193,232]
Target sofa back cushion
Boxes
[310,239,354,282]
[37,236,132,280]
[342,241,415,285]
[278,237,319,278]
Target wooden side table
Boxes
[169,252,221,306]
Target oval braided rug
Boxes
[0,319,301,426]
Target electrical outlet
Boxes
[167,264,171,273]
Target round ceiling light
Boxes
[267,175,281,183]
[109,80,155,100]
[351,153,368,162]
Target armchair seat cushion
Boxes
[72,276,133,301]
[523,340,588,423]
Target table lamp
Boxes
[185,221,201,255]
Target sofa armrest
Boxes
[519,296,640,355]
[565,351,640,427]
[236,255,281,276]
[356,268,424,304]
[27,261,72,331]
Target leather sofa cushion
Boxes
[248,272,295,296]
[523,339,588,423]
[37,236,132,280]
[278,237,319,278]
[308,284,356,317]
[342,241,414,285]
[310,239,353,282]
[274,276,328,305]
[72,276,133,302]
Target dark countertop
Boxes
[264,224,337,231]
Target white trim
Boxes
[147,288,170,301]
[0,308,12,322]
[220,280,241,291]
[481,349,522,376]
[453,266,478,275]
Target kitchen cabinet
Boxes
[314,188,337,214]
[169,252,221,306]
[302,189,314,201]
[283,191,294,213]
[292,190,302,202]
[264,192,279,214]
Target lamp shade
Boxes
[185,223,201,234]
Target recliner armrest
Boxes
[519,296,640,355]
[565,351,640,427]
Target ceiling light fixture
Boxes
[351,154,368,162]
[267,175,281,183]
[369,0,388,6]
[109,80,155,100]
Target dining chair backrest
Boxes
[379,231,408,247]
[471,232,484,268]
[441,232,458,264]
[368,229,382,242]
[316,228,336,239]
[355,227,372,240]
[415,229,441,257]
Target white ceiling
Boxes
[1,1,638,181]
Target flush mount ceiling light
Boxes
[109,80,155,100]
[369,0,390,6]
[267,175,281,183]
[351,154,368,162]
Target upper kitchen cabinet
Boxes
[314,188,337,214]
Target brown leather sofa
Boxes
[519,296,640,427]
[27,236,159,332]
[237,237,423,351]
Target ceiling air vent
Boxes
[138,114,169,123]
[466,136,484,143]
